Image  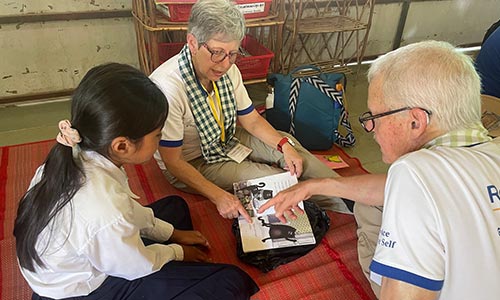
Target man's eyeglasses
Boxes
[201,43,240,64]
[358,107,432,133]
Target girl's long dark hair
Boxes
[14,63,168,271]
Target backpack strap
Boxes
[288,77,301,136]
[302,76,356,147]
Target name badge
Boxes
[227,142,252,163]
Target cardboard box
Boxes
[481,94,500,137]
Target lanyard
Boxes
[204,81,225,144]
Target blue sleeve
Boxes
[237,104,254,116]
[159,140,183,147]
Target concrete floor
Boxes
[0,65,388,174]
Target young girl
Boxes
[14,63,258,300]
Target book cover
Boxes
[234,172,316,253]
[313,153,349,169]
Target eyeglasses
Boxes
[359,107,432,133]
[201,43,241,64]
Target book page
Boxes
[234,172,298,216]
[233,172,315,252]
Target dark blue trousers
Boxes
[33,195,259,300]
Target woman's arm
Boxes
[158,146,251,222]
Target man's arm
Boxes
[158,146,251,222]
[380,277,438,300]
[259,174,386,221]
[315,173,387,205]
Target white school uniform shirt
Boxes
[370,138,500,299]
[19,150,183,299]
[149,54,254,169]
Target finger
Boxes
[275,210,287,223]
[203,252,212,262]
[200,251,213,263]
[195,238,210,248]
[239,206,253,223]
[292,204,305,215]
[196,233,210,248]
[229,212,239,219]
[194,249,209,262]
[257,198,277,214]
[294,160,303,178]
[230,205,240,219]
[219,207,232,219]
[284,209,297,220]
[285,159,296,176]
[200,254,210,263]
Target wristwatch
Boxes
[277,137,295,153]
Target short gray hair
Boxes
[368,40,481,131]
[188,0,246,44]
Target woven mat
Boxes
[0,140,376,300]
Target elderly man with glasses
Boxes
[149,0,352,223]
[260,40,500,299]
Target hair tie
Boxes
[56,120,82,147]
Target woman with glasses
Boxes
[150,0,352,222]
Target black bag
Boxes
[232,201,330,272]
[267,65,356,150]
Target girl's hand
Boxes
[181,245,212,262]
[170,229,210,248]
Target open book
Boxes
[234,172,316,253]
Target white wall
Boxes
[397,0,499,46]
[1,0,500,100]
[341,0,500,63]
[0,0,136,99]
[0,0,129,12]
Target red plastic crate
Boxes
[155,0,272,22]
[158,42,185,63]
[157,34,273,80]
[236,34,274,81]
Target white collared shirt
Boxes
[150,55,253,164]
[370,138,500,299]
[19,150,183,299]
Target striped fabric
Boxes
[288,76,356,148]
[0,140,376,300]
[424,122,492,148]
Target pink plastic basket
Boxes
[156,0,272,22]
[235,35,274,81]
[158,42,185,63]
[157,35,274,81]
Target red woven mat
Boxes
[0,140,376,300]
